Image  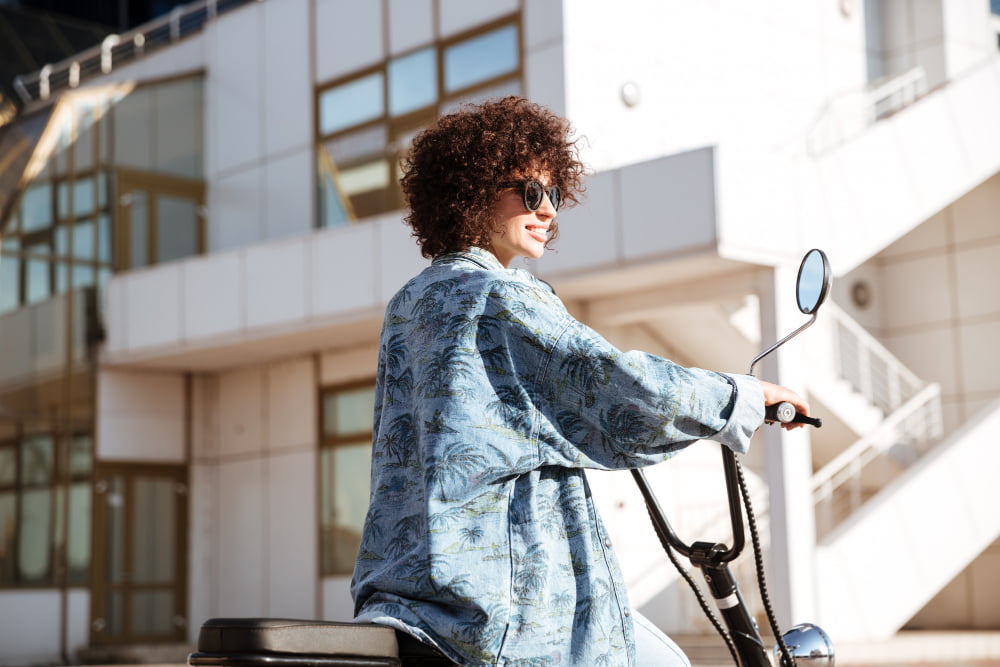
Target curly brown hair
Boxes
[400,96,586,259]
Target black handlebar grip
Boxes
[765,402,823,428]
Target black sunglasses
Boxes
[499,180,562,212]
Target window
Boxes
[316,15,523,227]
[0,74,205,315]
[0,432,93,587]
[319,384,376,575]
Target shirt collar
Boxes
[433,247,506,272]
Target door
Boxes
[115,168,205,271]
[90,463,188,644]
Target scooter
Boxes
[188,249,835,667]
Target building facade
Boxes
[1,0,999,663]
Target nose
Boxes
[536,192,557,218]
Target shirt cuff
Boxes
[715,373,765,455]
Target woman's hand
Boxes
[759,380,810,430]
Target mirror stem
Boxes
[748,312,817,376]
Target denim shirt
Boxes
[351,247,764,666]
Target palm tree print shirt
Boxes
[351,247,765,666]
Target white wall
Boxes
[837,171,1000,629]
[188,355,320,640]
[561,1,868,173]
[0,590,88,665]
[96,369,186,461]
[205,0,314,251]
[103,211,425,368]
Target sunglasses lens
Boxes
[524,181,544,211]
[548,186,562,211]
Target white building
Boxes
[1,0,999,663]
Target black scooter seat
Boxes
[189,617,457,667]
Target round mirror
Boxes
[796,249,831,315]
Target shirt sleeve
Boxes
[514,300,765,470]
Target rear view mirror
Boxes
[796,249,831,315]
[749,249,833,376]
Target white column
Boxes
[756,265,817,627]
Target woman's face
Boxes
[487,177,558,268]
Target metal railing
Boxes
[811,304,944,538]
[828,302,925,415]
[807,66,928,155]
[812,383,942,538]
[12,0,260,105]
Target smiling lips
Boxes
[526,225,548,243]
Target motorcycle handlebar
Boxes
[765,402,823,428]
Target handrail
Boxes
[807,66,928,155]
[811,382,942,493]
[824,301,923,414]
[809,302,944,537]
[812,382,942,537]
[12,0,261,105]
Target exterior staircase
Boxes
[800,302,1000,641]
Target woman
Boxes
[351,96,808,666]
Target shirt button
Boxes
[604,538,612,547]
[624,608,631,617]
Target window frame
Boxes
[314,12,524,226]
[0,429,94,590]
[317,381,376,577]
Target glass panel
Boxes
[131,476,175,584]
[339,160,390,196]
[317,150,352,229]
[99,108,111,164]
[97,214,112,264]
[326,125,387,164]
[0,254,20,313]
[75,106,97,172]
[18,487,52,583]
[72,264,95,290]
[106,591,124,636]
[26,258,51,304]
[388,47,437,116]
[131,590,175,635]
[154,77,204,178]
[54,121,72,176]
[0,490,15,584]
[320,440,372,574]
[323,387,375,437]
[444,24,518,93]
[113,86,154,171]
[53,484,65,577]
[21,435,54,485]
[0,447,14,484]
[156,196,199,264]
[21,182,52,232]
[319,72,385,135]
[105,475,126,584]
[97,171,108,209]
[69,435,93,477]
[128,190,149,269]
[56,261,69,295]
[66,481,91,584]
[58,182,70,219]
[73,218,96,260]
[73,177,96,217]
[442,77,522,114]
[55,224,70,257]
[97,266,112,290]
